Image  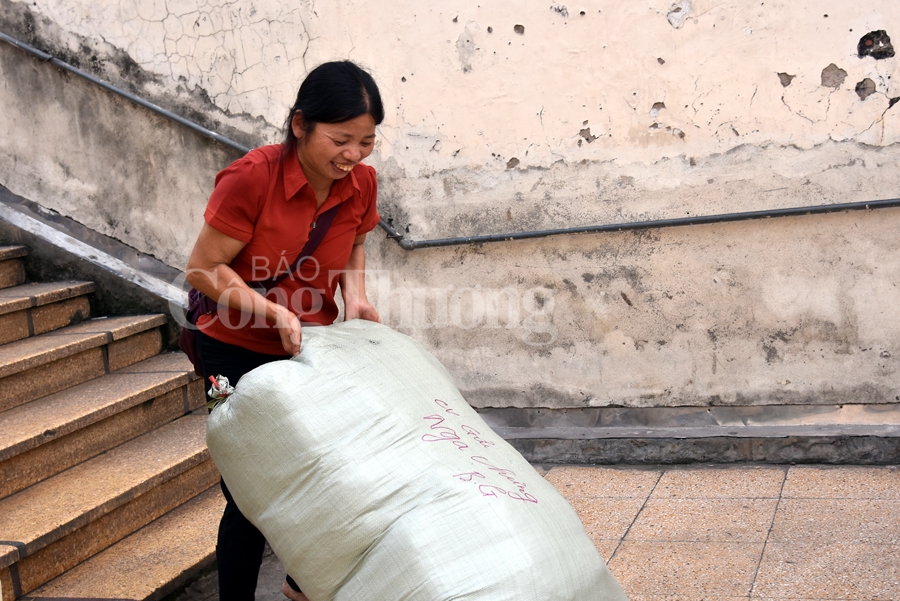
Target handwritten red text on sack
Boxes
[421,398,538,504]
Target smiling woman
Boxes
[182,60,386,601]
[293,114,377,204]
[284,61,384,206]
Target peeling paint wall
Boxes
[0,0,898,409]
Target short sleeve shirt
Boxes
[197,144,380,355]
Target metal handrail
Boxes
[382,198,900,249]
[3,29,899,251]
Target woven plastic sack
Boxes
[206,320,628,601]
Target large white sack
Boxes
[206,320,629,601]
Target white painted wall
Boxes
[15,1,900,179]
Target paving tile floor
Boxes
[170,464,900,601]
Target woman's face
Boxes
[293,113,376,189]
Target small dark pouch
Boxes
[178,203,341,375]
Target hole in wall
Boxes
[855,78,876,100]
[579,128,598,143]
[821,63,847,89]
[777,72,795,87]
[666,0,692,29]
[858,30,894,60]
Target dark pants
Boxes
[197,332,301,599]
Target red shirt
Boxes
[197,144,380,355]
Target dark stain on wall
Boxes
[514,24,525,35]
[578,265,646,292]
[0,0,263,150]
[759,318,862,368]
[0,1,155,90]
[858,30,894,60]
[763,343,781,364]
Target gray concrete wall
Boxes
[0,38,243,268]
[0,0,898,410]
[369,208,900,408]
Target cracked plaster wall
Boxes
[0,0,899,409]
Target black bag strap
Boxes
[257,202,341,291]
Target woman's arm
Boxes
[186,223,303,355]
[339,233,381,323]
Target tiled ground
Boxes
[544,464,900,601]
[172,464,900,601]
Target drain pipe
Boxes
[380,197,900,250]
[3,30,899,251]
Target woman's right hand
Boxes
[274,307,303,356]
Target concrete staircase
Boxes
[0,245,224,601]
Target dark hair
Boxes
[283,61,384,150]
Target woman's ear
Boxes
[291,112,307,140]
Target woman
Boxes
[185,61,384,601]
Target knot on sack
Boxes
[207,375,235,411]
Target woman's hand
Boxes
[339,235,380,324]
[344,298,381,323]
[274,306,303,356]
[188,224,304,356]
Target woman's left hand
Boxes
[340,235,380,323]
[344,298,381,323]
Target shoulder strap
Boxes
[259,202,342,290]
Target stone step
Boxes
[19,486,224,601]
[0,246,27,290]
[0,314,167,413]
[0,353,205,498]
[0,281,94,345]
[482,404,900,464]
[0,415,216,600]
